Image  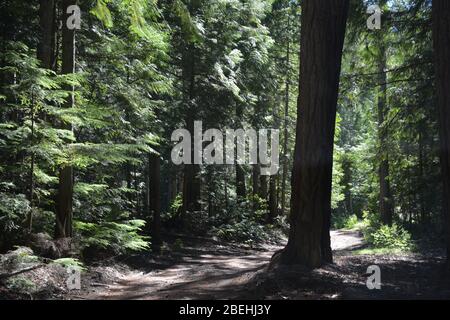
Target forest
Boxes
[0,0,450,301]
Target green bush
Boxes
[213,219,267,244]
[332,214,359,230]
[74,219,150,255]
[369,223,412,250]
[51,258,86,271]
[360,211,413,251]
[5,276,37,295]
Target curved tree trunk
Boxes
[279,0,349,268]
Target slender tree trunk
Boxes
[236,164,246,201]
[144,161,150,221]
[433,0,450,265]
[252,164,260,211]
[181,42,201,219]
[28,92,36,232]
[281,14,291,216]
[149,153,162,251]
[55,0,75,239]
[418,130,427,224]
[342,154,354,216]
[224,168,229,212]
[377,34,393,226]
[259,175,267,200]
[279,0,349,268]
[268,175,278,223]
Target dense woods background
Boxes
[1,0,450,299]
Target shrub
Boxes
[213,219,266,244]
[51,258,86,271]
[370,223,412,250]
[5,276,37,295]
[74,219,150,255]
[332,214,359,230]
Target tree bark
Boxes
[181,40,201,219]
[259,175,267,200]
[236,164,247,201]
[37,0,55,69]
[268,175,278,223]
[433,0,450,264]
[279,0,349,268]
[281,12,291,216]
[149,153,162,251]
[377,33,393,226]
[55,0,75,239]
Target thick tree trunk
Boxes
[55,0,75,239]
[377,36,393,226]
[32,0,55,232]
[279,0,349,268]
[37,0,55,69]
[149,153,162,251]
[433,0,450,264]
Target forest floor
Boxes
[67,229,450,300]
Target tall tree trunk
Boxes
[281,13,291,216]
[259,175,267,200]
[181,42,201,219]
[28,93,36,232]
[33,0,55,232]
[433,0,450,265]
[252,164,260,211]
[224,168,229,212]
[279,0,349,268]
[37,0,55,69]
[377,30,393,226]
[149,153,162,251]
[418,130,427,224]
[55,0,75,239]
[342,154,354,216]
[268,175,278,223]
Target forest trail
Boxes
[76,230,365,300]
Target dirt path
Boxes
[77,230,365,300]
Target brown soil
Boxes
[70,230,450,300]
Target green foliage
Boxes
[212,219,267,244]
[0,191,30,235]
[368,223,413,250]
[74,220,150,254]
[332,214,359,230]
[5,276,37,295]
[0,0,440,269]
[51,258,86,271]
[163,193,182,222]
[173,238,184,251]
[210,197,283,244]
